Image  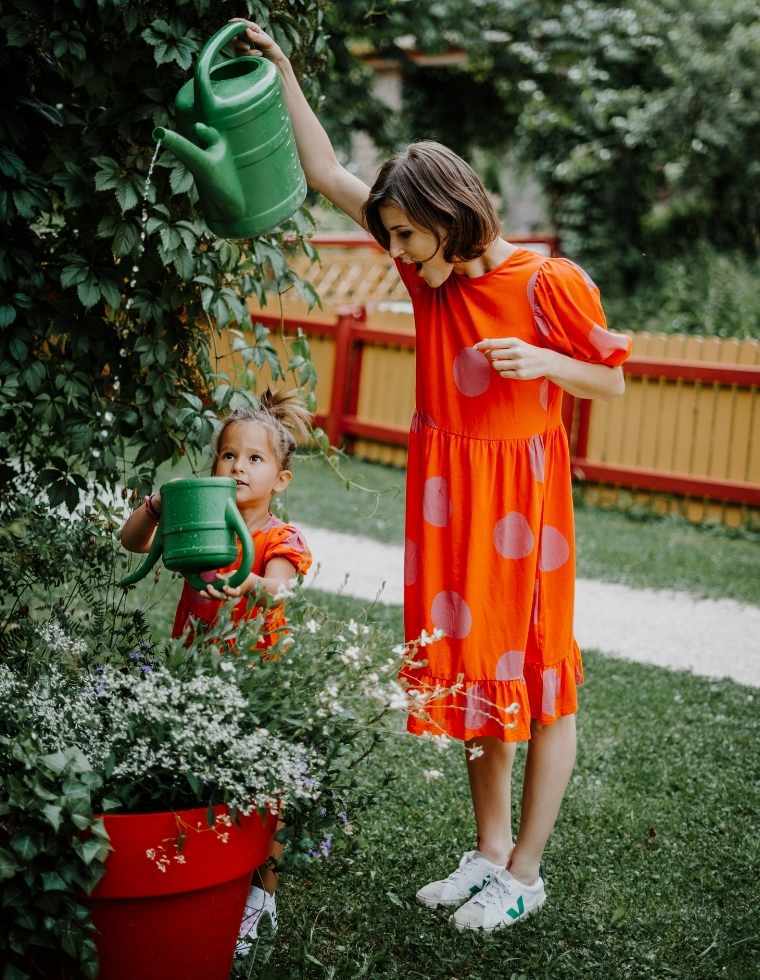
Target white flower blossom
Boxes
[467,744,485,761]
[305,619,320,633]
[423,769,444,781]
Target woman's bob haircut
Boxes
[361,141,501,263]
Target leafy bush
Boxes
[0,490,443,978]
[0,0,325,507]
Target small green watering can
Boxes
[153,22,307,239]
[119,478,254,593]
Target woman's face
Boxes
[379,203,453,288]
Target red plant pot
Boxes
[83,803,277,980]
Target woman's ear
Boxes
[272,469,292,494]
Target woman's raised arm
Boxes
[230,20,370,226]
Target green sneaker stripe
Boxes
[506,895,525,920]
[468,873,492,895]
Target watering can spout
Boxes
[153,124,246,220]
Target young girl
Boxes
[120,387,313,945]
[232,21,631,934]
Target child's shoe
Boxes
[451,869,546,932]
[415,850,504,908]
[235,885,278,957]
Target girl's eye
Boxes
[250,455,262,462]
[223,452,234,459]
[399,231,411,239]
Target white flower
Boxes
[219,661,235,672]
[274,581,295,600]
[348,619,359,636]
[423,769,444,781]
[467,744,484,761]
[305,619,320,633]
[339,645,360,664]
[392,644,405,655]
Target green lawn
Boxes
[125,455,760,978]
[237,593,760,980]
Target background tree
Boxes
[322,0,760,335]
[0,0,327,509]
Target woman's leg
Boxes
[466,736,517,866]
[507,714,576,885]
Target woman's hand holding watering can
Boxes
[200,571,256,601]
[228,19,286,67]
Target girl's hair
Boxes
[362,141,501,263]
[211,388,312,473]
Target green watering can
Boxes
[119,478,254,593]
[152,22,307,239]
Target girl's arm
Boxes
[475,337,625,401]
[230,19,371,224]
[120,492,162,553]
[201,557,297,601]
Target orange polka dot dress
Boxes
[397,250,631,742]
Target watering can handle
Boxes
[118,516,164,588]
[195,22,252,121]
[184,500,255,594]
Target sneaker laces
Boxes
[472,873,514,909]
[443,851,480,885]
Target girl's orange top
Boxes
[171,513,312,649]
[396,250,631,742]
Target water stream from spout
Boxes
[125,140,161,312]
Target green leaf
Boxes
[41,804,62,832]
[0,845,20,881]
[40,871,68,892]
[77,280,101,310]
[0,302,16,327]
[206,804,215,828]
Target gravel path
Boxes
[301,524,760,689]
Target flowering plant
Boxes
[0,496,452,978]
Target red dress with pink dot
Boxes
[396,250,631,742]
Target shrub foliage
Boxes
[0,0,325,508]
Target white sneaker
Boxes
[415,850,504,909]
[451,869,546,932]
[236,886,278,957]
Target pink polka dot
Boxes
[431,590,472,639]
[588,324,630,361]
[493,512,535,560]
[200,569,220,583]
[528,435,545,482]
[422,476,452,528]
[453,347,491,397]
[527,270,538,308]
[539,378,549,411]
[495,650,525,681]
[539,526,570,571]
[404,538,419,586]
[465,684,491,730]
[410,410,436,433]
[542,669,559,717]
[574,665,584,685]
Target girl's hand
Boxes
[474,337,555,381]
[228,18,287,67]
[150,490,162,516]
[200,572,257,601]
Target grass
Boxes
[235,592,760,980]
[123,452,760,978]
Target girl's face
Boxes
[379,203,454,288]
[214,422,291,509]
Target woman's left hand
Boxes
[474,337,555,381]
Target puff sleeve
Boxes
[531,258,631,366]
[260,524,312,576]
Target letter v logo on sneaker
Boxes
[469,873,493,895]
[506,894,525,920]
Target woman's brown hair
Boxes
[211,388,312,474]
[361,141,501,263]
